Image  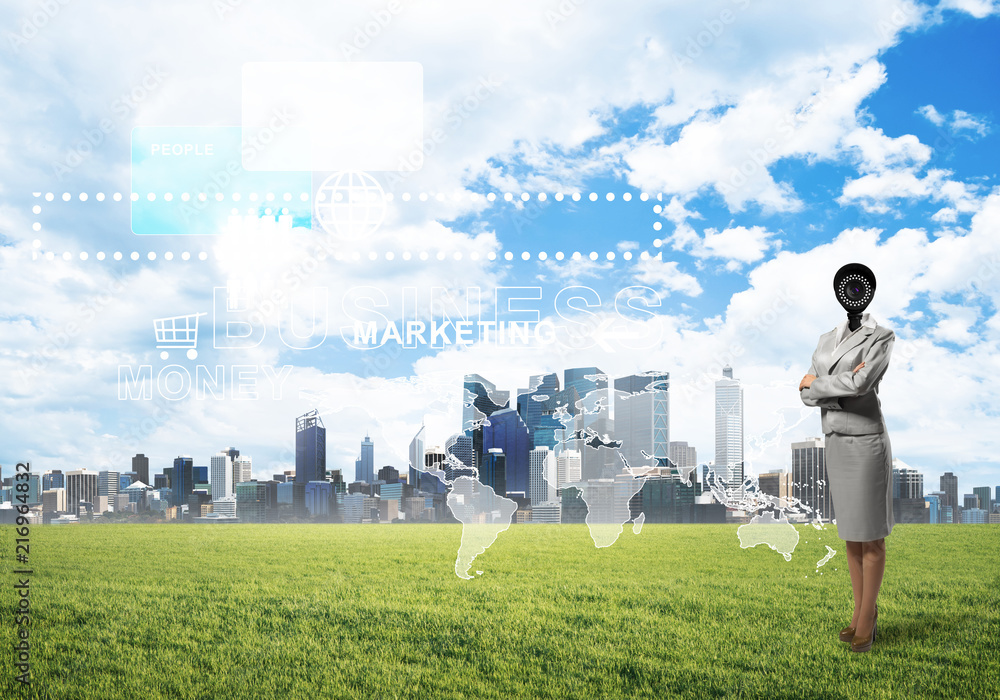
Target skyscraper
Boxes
[715,365,744,499]
[892,459,926,524]
[446,433,475,471]
[556,449,582,487]
[940,472,959,523]
[233,456,252,484]
[295,410,326,484]
[132,454,150,485]
[424,446,447,469]
[211,451,234,500]
[564,367,608,417]
[517,373,562,450]
[355,434,375,483]
[791,438,833,521]
[408,424,437,493]
[481,408,532,499]
[669,441,698,472]
[172,457,194,508]
[529,446,557,505]
[924,492,942,524]
[613,372,670,473]
[758,470,793,502]
[305,481,334,518]
[22,474,41,506]
[65,469,99,513]
[235,480,267,523]
[463,374,510,431]
[892,461,924,499]
[409,424,425,472]
[480,448,507,497]
[639,470,697,523]
[973,487,992,514]
[556,368,609,464]
[575,413,618,481]
[377,466,399,483]
[43,470,65,491]
[98,470,120,500]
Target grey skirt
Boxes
[825,430,895,541]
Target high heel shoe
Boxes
[840,603,878,644]
[840,603,875,643]
[850,616,877,653]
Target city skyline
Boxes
[6,363,998,526]
[4,360,996,509]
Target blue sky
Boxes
[1,0,999,500]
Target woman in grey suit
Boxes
[798,263,895,653]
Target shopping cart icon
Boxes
[154,312,208,360]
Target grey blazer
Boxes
[799,322,895,435]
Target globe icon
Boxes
[314,171,388,239]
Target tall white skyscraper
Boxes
[66,469,99,513]
[715,365,744,501]
[557,449,582,487]
[233,455,252,485]
[211,452,234,500]
[408,424,426,488]
[529,446,557,505]
[613,373,670,475]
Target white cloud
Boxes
[931,207,958,223]
[540,256,614,285]
[625,56,906,212]
[838,168,982,214]
[696,225,779,268]
[916,104,946,126]
[950,109,991,137]
[840,126,932,172]
[632,254,703,296]
[937,0,1000,18]
[928,300,980,346]
[917,104,991,138]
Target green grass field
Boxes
[1,523,998,699]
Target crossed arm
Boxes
[798,330,895,406]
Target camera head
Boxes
[833,263,876,332]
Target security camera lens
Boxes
[845,282,865,301]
